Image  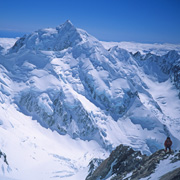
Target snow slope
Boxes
[0,99,107,180]
[0,21,180,179]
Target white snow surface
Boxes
[0,21,180,179]
[0,102,107,180]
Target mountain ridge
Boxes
[86,144,180,180]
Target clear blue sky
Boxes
[0,0,180,43]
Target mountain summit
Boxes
[10,20,85,52]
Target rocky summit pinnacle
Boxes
[61,20,74,28]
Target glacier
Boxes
[0,20,180,179]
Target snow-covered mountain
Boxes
[0,20,180,179]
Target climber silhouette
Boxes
[164,137,172,153]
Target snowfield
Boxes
[0,21,180,179]
[0,102,108,180]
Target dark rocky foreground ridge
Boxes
[86,144,180,180]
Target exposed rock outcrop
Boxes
[86,145,146,180]
[0,150,8,165]
[86,144,180,180]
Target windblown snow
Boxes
[0,20,180,179]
